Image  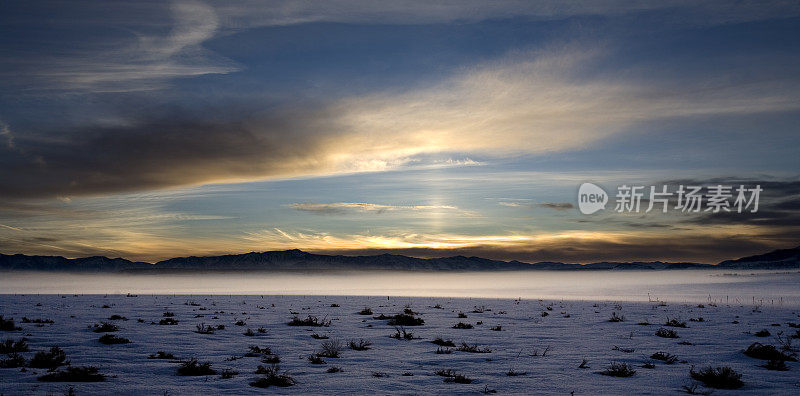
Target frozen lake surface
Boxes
[1,288,800,394]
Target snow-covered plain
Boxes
[1,274,800,395]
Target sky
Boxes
[1,0,799,264]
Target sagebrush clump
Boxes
[177,359,216,376]
[601,362,636,377]
[689,366,743,389]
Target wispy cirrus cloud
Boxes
[3,41,800,199]
[1,0,237,93]
[289,202,464,216]
[215,0,800,28]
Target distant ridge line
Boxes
[1,245,798,272]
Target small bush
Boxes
[458,312,468,318]
[317,339,343,358]
[0,353,26,368]
[665,318,687,328]
[387,314,424,326]
[98,334,130,345]
[37,366,105,382]
[744,342,797,361]
[681,383,714,395]
[456,342,491,353]
[243,328,255,336]
[491,325,502,331]
[436,369,472,383]
[358,307,373,315]
[261,354,281,364]
[754,329,771,337]
[445,374,473,384]
[311,333,329,339]
[159,318,178,325]
[506,369,527,376]
[642,362,656,369]
[163,312,175,317]
[108,315,127,321]
[250,364,296,388]
[327,366,342,373]
[436,347,453,354]
[655,328,679,338]
[436,369,456,377]
[307,355,325,364]
[28,346,67,368]
[148,351,176,360]
[390,326,414,340]
[689,366,743,389]
[762,359,789,371]
[601,362,636,377]
[288,316,330,327]
[235,320,247,326]
[92,322,119,333]
[453,322,473,329]
[349,339,372,351]
[0,316,21,331]
[195,323,215,334]
[330,303,340,307]
[651,352,678,364]
[431,337,456,347]
[609,312,625,322]
[248,345,272,355]
[177,358,216,376]
[0,338,28,353]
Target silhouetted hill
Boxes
[1,245,798,272]
[717,245,800,270]
[0,253,150,272]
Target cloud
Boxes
[3,42,800,198]
[499,202,532,208]
[641,178,800,227]
[538,202,575,210]
[1,0,237,93]
[5,0,800,94]
[289,202,464,215]
[215,1,800,28]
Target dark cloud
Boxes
[0,107,341,198]
[538,202,574,210]
[653,178,800,228]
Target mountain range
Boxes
[1,245,798,272]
